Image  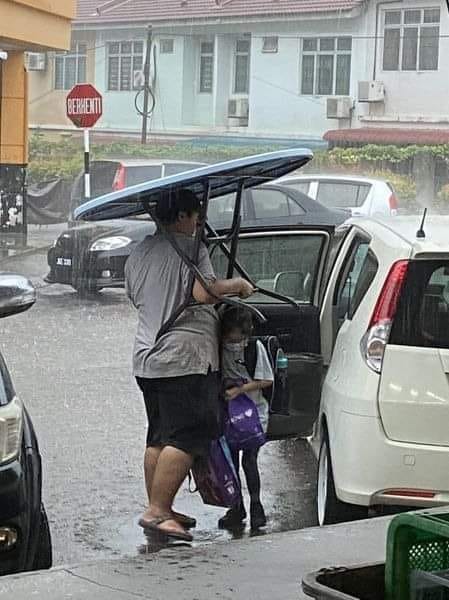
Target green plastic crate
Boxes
[386,511,449,600]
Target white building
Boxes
[29,0,449,145]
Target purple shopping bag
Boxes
[191,436,241,508]
[225,394,266,452]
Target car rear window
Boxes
[317,182,371,208]
[282,181,310,195]
[164,163,203,176]
[390,260,449,349]
[125,166,162,186]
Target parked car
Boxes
[68,158,207,218]
[72,149,449,527]
[47,182,347,294]
[314,215,449,525]
[0,274,52,574]
[277,174,399,217]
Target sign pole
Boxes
[84,128,91,199]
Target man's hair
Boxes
[221,306,253,338]
[155,188,201,225]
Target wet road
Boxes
[0,251,317,566]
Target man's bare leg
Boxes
[141,446,162,521]
[145,446,193,534]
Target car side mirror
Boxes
[0,273,36,319]
[274,271,304,300]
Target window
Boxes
[316,182,371,209]
[250,188,305,219]
[282,180,311,195]
[160,39,174,54]
[125,166,162,187]
[54,42,87,90]
[107,41,144,91]
[211,233,326,304]
[335,241,378,322]
[301,37,352,96]
[234,39,251,94]
[262,36,279,53]
[199,41,214,93]
[383,8,440,71]
[390,260,449,349]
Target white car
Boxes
[314,216,449,525]
[277,174,399,217]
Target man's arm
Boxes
[193,277,254,304]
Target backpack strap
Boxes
[244,338,258,379]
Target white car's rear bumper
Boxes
[330,410,449,508]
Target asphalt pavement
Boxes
[0,248,318,568]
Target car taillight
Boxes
[112,165,126,191]
[389,192,399,213]
[360,260,409,373]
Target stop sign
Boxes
[66,84,103,128]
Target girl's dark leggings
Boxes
[231,447,261,503]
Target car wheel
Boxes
[32,505,52,571]
[73,278,101,296]
[317,431,368,526]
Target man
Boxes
[125,188,253,541]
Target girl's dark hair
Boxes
[155,188,201,225]
[221,306,253,337]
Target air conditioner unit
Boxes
[26,52,47,71]
[326,97,353,119]
[228,98,249,118]
[358,81,385,103]
[133,69,145,89]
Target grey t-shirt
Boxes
[125,232,220,379]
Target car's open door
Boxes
[74,149,332,439]
[210,224,334,439]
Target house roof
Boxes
[76,0,364,25]
[324,127,449,146]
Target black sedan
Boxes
[0,274,52,575]
[46,184,348,294]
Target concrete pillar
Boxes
[0,51,27,250]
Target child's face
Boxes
[223,327,246,344]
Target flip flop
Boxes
[172,512,197,529]
[138,515,194,542]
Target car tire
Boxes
[32,505,52,571]
[317,430,368,526]
[73,278,100,296]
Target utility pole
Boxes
[141,25,153,145]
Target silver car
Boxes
[277,174,399,217]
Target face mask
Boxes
[223,341,246,353]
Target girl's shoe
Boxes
[218,504,247,529]
[250,502,267,530]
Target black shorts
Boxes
[136,371,221,457]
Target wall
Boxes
[362,0,449,128]
[0,0,75,50]
[248,16,365,137]
[29,32,96,128]
[0,52,27,164]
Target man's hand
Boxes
[225,387,241,401]
[237,279,255,299]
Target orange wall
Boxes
[0,52,28,164]
[0,0,76,51]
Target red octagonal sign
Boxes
[66,84,103,129]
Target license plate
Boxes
[56,258,72,267]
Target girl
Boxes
[219,307,274,530]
